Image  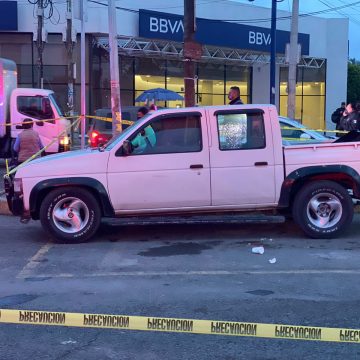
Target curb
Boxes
[0,195,11,216]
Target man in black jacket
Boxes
[228,86,244,105]
[331,102,346,130]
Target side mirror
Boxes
[35,121,44,127]
[121,140,134,156]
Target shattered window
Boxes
[217,112,265,150]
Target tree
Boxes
[347,62,360,103]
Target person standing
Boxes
[228,86,244,105]
[339,102,360,132]
[331,102,346,132]
[137,106,149,120]
[13,118,43,164]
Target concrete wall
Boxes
[325,18,349,129]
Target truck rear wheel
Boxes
[292,181,353,239]
[40,187,101,243]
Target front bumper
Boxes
[4,176,24,216]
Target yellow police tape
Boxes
[0,116,79,127]
[0,115,134,127]
[280,126,347,134]
[5,116,81,177]
[0,308,359,343]
[86,115,134,126]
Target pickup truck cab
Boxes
[5,105,360,243]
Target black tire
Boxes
[40,187,101,243]
[292,180,353,239]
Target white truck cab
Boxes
[0,58,69,158]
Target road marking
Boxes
[17,244,53,279]
[19,269,360,279]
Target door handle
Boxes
[254,161,268,166]
[190,164,204,169]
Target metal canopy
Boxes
[95,36,326,69]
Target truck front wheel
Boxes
[292,181,353,239]
[40,187,101,243]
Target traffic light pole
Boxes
[269,0,277,105]
[184,0,196,107]
[80,0,86,149]
[287,0,299,119]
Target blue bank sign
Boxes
[0,1,17,31]
[139,9,310,56]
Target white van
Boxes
[0,58,70,158]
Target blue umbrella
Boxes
[135,88,184,102]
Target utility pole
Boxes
[287,0,299,119]
[183,0,199,107]
[108,0,122,136]
[80,0,86,149]
[269,0,277,105]
[65,0,76,117]
[36,0,44,88]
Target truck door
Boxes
[209,108,276,207]
[107,111,211,211]
[12,95,59,153]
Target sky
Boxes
[233,0,360,59]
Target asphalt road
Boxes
[0,215,360,359]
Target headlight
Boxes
[13,178,23,194]
[59,136,70,146]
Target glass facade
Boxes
[91,48,251,111]
[0,33,78,112]
[279,65,326,129]
[0,34,327,127]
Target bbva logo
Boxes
[150,17,184,34]
[249,31,271,46]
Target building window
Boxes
[279,64,326,129]
[225,65,251,104]
[135,58,166,105]
[197,63,225,106]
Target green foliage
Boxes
[347,62,360,103]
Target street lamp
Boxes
[248,0,284,105]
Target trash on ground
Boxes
[269,258,277,264]
[61,340,77,345]
[252,246,264,255]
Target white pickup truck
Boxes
[4,105,360,243]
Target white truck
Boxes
[4,104,360,243]
[0,58,70,159]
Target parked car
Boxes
[279,117,333,145]
[88,107,140,148]
[5,104,360,243]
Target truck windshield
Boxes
[104,113,152,150]
[49,93,64,117]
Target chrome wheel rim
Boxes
[52,197,90,234]
[306,192,342,229]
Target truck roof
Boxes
[11,88,54,96]
[148,104,276,115]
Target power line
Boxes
[87,0,360,24]
[219,1,360,23]
[318,0,360,26]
